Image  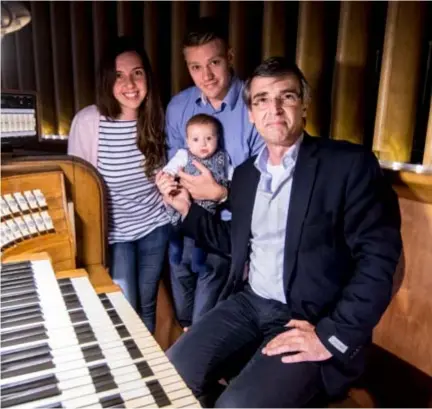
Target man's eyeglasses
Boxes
[251,92,302,110]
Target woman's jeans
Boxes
[109,224,170,333]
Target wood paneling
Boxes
[15,24,36,91]
[296,1,339,137]
[143,1,159,72]
[1,34,19,90]
[0,0,429,162]
[262,2,286,60]
[50,2,74,136]
[31,1,56,135]
[424,96,432,166]
[229,2,248,80]
[170,1,189,96]
[117,0,134,37]
[92,1,110,100]
[330,2,372,144]
[71,2,95,112]
[373,2,426,162]
[199,1,220,17]
[373,172,432,376]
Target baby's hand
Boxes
[156,171,179,196]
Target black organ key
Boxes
[115,324,130,339]
[1,348,54,378]
[1,324,48,348]
[1,261,32,275]
[98,293,114,310]
[100,394,125,408]
[135,360,154,378]
[62,293,82,310]
[1,276,35,289]
[0,283,37,296]
[0,373,60,408]
[1,290,39,308]
[123,339,143,359]
[56,278,71,286]
[82,344,105,363]
[73,323,96,344]
[147,380,171,407]
[1,305,43,328]
[1,343,50,365]
[89,363,117,393]
[68,309,88,324]
[59,283,75,296]
[106,309,122,325]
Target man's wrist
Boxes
[179,200,192,220]
[213,184,228,202]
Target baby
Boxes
[162,114,232,325]
[162,113,232,225]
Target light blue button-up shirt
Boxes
[248,136,303,304]
[165,76,264,166]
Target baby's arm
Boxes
[163,149,189,176]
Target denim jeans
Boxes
[169,227,207,275]
[109,224,170,333]
[168,231,230,328]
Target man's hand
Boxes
[178,161,227,202]
[155,171,191,217]
[262,319,332,364]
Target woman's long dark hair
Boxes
[97,36,165,179]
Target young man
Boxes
[157,57,402,407]
[165,17,264,328]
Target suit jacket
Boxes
[181,133,402,394]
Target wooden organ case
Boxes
[1,155,194,408]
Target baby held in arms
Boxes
[162,113,232,224]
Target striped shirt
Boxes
[97,117,169,244]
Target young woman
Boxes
[68,36,170,333]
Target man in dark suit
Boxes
[156,57,402,408]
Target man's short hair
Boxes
[243,57,311,108]
[186,113,222,136]
[183,17,228,49]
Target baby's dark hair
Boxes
[186,114,222,138]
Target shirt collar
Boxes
[254,133,304,175]
[195,75,242,111]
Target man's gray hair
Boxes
[243,57,311,107]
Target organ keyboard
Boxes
[0,255,200,408]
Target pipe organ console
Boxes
[0,254,199,408]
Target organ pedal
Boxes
[0,253,200,408]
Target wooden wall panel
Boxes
[170,1,189,96]
[296,1,339,137]
[199,1,220,17]
[92,1,110,99]
[50,2,74,136]
[262,2,286,60]
[31,1,56,135]
[117,0,134,37]
[15,24,36,91]
[144,2,159,72]
[373,2,426,162]
[229,2,248,80]
[330,2,372,144]
[1,34,19,90]
[0,0,429,163]
[424,97,432,166]
[71,2,95,112]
